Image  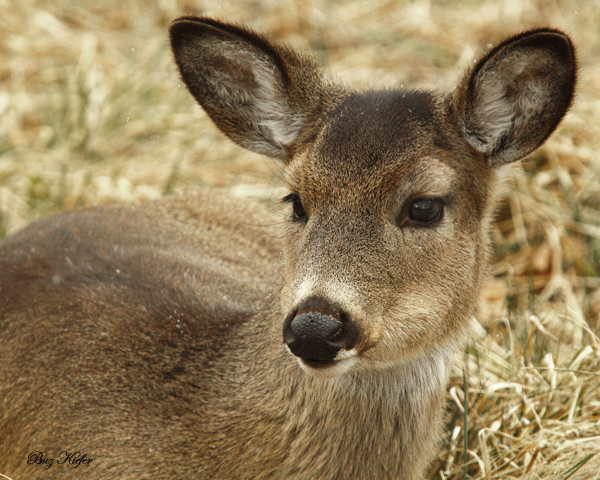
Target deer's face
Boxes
[170,19,575,379]
[280,91,495,378]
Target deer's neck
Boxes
[271,338,453,478]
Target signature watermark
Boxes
[27,451,93,470]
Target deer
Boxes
[0,17,576,480]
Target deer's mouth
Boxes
[293,351,359,378]
[300,358,335,369]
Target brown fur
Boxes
[0,19,576,480]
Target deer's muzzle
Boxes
[283,296,358,368]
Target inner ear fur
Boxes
[455,29,577,166]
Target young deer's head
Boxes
[170,19,575,379]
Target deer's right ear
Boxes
[170,17,337,162]
[455,29,576,166]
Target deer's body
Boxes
[0,18,575,480]
[0,193,444,478]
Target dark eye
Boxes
[401,198,444,227]
[282,194,307,221]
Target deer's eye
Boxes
[282,194,307,221]
[399,198,444,227]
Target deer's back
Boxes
[0,192,281,478]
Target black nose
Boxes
[283,297,358,364]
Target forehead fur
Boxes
[322,90,440,164]
[287,90,451,199]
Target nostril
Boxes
[284,312,343,362]
[290,312,340,341]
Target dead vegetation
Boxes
[0,0,598,478]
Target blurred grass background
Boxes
[1,0,599,478]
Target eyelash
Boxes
[398,197,445,228]
[282,194,307,221]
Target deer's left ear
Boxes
[170,17,348,162]
[454,29,576,166]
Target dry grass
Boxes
[1,0,599,478]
